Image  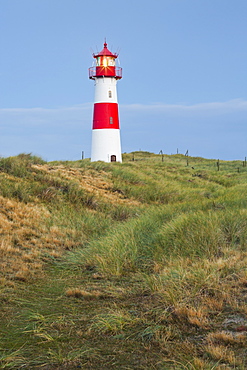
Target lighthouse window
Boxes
[108,90,112,98]
[109,117,113,124]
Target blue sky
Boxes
[0,0,246,161]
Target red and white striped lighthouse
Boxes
[89,41,122,162]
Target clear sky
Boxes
[1,0,246,161]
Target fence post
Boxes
[217,160,220,171]
[159,150,164,162]
[185,150,189,166]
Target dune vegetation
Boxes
[0,152,247,369]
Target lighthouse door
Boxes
[110,155,116,162]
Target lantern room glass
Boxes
[96,56,115,67]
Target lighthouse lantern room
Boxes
[89,41,122,162]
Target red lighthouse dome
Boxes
[89,42,122,79]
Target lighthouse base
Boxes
[91,129,122,163]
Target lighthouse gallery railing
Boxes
[89,66,122,79]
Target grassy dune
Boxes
[0,152,247,369]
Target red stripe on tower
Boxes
[92,103,119,130]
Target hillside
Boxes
[0,152,247,369]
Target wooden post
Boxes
[159,150,164,162]
[185,150,189,166]
[217,160,220,171]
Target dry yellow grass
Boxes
[65,288,104,299]
[173,305,209,328]
[205,344,240,366]
[206,331,246,345]
[0,163,140,287]
[0,195,80,283]
[32,164,140,205]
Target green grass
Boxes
[1,151,247,369]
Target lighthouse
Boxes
[89,41,122,162]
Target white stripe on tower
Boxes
[89,41,122,163]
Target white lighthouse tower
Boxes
[89,41,122,162]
